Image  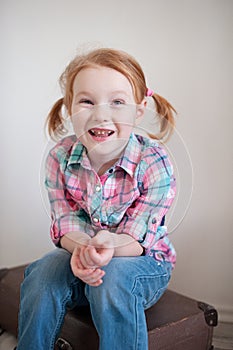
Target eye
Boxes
[79,99,94,106]
[111,99,125,106]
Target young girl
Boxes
[17,48,176,350]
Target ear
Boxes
[135,99,147,126]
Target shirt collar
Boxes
[67,139,92,170]
[116,133,142,177]
[67,133,143,176]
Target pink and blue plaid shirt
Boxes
[45,133,176,267]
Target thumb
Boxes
[71,246,81,268]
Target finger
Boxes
[79,247,93,268]
[71,249,95,277]
[71,247,82,274]
[75,257,85,270]
[71,246,79,266]
[86,246,103,265]
[87,279,103,287]
[80,246,102,268]
[83,267,104,279]
[71,258,86,277]
[83,270,105,286]
[90,247,114,267]
[71,246,87,270]
[83,268,105,283]
[82,246,99,268]
[77,246,89,267]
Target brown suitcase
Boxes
[0,265,218,350]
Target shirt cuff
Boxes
[50,213,95,245]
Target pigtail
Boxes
[46,97,67,140]
[149,93,176,142]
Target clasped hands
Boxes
[71,230,115,287]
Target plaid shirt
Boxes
[45,133,176,267]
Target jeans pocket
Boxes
[132,260,172,310]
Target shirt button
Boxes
[96,185,101,192]
[93,216,99,223]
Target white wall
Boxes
[1,0,232,322]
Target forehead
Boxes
[72,66,133,94]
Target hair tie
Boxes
[146,88,154,97]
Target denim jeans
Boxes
[17,248,172,350]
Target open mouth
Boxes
[88,128,115,138]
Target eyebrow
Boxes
[74,91,91,97]
[110,90,131,96]
[74,90,131,98]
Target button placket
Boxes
[91,181,103,226]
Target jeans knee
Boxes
[85,257,172,310]
[23,249,73,295]
[85,258,134,306]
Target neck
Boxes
[95,159,117,176]
[88,147,125,176]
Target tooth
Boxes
[90,129,113,136]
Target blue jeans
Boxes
[17,248,172,350]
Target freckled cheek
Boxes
[116,125,134,140]
[114,114,135,136]
[71,116,88,139]
[71,106,93,132]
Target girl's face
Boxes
[71,67,146,173]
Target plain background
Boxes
[1,0,232,323]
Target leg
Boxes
[17,248,88,350]
[85,256,172,350]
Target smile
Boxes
[89,129,115,137]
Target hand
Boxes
[69,231,115,286]
[71,246,105,287]
[90,230,117,249]
[79,244,114,268]
[92,230,143,257]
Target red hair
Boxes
[46,48,176,141]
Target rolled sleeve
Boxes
[45,146,94,245]
[114,147,176,249]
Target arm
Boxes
[60,234,108,287]
[60,232,90,253]
[90,230,143,257]
[60,231,143,256]
[114,235,143,256]
[61,231,143,287]
[113,145,176,254]
[60,229,142,287]
[45,141,95,245]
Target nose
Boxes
[92,104,111,122]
